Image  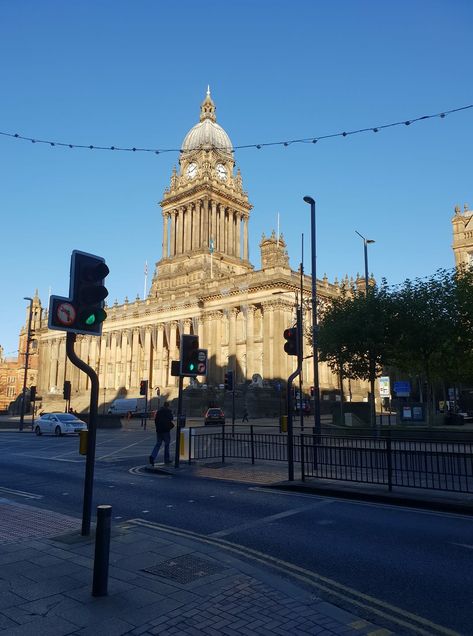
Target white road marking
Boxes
[97,438,148,460]
[451,542,473,550]
[211,499,333,538]
[0,485,43,500]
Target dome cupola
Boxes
[181,87,233,153]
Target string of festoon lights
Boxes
[0,103,471,155]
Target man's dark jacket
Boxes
[154,406,174,433]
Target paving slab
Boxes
[0,500,398,635]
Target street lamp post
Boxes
[355,231,376,428]
[303,196,321,436]
[19,297,34,432]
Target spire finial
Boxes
[200,86,216,122]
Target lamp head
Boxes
[24,296,33,302]
[303,196,315,205]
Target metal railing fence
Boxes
[188,426,473,494]
[301,434,473,493]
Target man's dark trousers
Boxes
[151,431,171,463]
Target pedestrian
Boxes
[149,401,174,466]
[242,408,249,422]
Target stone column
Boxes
[192,202,199,250]
[245,305,256,380]
[228,209,234,256]
[235,212,241,258]
[228,308,237,375]
[210,201,217,246]
[168,322,178,386]
[262,304,273,380]
[49,339,59,391]
[99,334,107,391]
[110,332,117,389]
[185,206,192,252]
[203,198,209,247]
[57,337,67,389]
[131,329,140,389]
[156,324,164,388]
[163,212,169,258]
[144,326,152,387]
[214,312,223,382]
[243,216,249,260]
[219,204,226,253]
[169,210,176,257]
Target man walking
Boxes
[149,401,174,466]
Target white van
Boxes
[107,398,146,416]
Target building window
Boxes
[7,387,15,397]
[8,376,15,384]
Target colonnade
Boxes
[162,199,249,260]
[38,300,316,398]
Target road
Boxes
[1,427,472,635]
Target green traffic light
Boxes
[81,308,107,327]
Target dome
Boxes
[181,88,233,153]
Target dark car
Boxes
[204,408,225,425]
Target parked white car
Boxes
[34,413,87,436]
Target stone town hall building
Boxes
[9,91,376,413]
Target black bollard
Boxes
[92,505,112,597]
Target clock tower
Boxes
[151,88,253,297]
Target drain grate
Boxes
[143,554,223,584]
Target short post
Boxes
[250,425,255,465]
[301,433,305,481]
[221,423,226,464]
[92,505,112,597]
[386,433,393,492]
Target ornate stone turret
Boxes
[260,231,290,270]
[452,203,473,268]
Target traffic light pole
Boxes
[286,307,303,481]
[66,332,99,536]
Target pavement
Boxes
[0,496,392,636]
[2,419,472,635]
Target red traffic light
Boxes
[283,327,298,356]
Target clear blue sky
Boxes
[1,0,472,357]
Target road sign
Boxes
[196,349,208,375]
[379,376,390,398]
[394,381,411,397]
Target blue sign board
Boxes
[393,381,411,397]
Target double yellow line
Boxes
[124,518,458,636]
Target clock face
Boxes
[216,163,227,180]
[186,162,197,179]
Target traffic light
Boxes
[30,386,36,402]
[180,334,199,376]
[48,250,109,336]
[70,251,109,335]
[63,380,71,401]
[283,327,298,356]
[140,380,148,396]
[224,370,234,391]
[310,386,315,397]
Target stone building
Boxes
[0,294,40,413]
[452,204,473,268]
[5,90,369,414]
